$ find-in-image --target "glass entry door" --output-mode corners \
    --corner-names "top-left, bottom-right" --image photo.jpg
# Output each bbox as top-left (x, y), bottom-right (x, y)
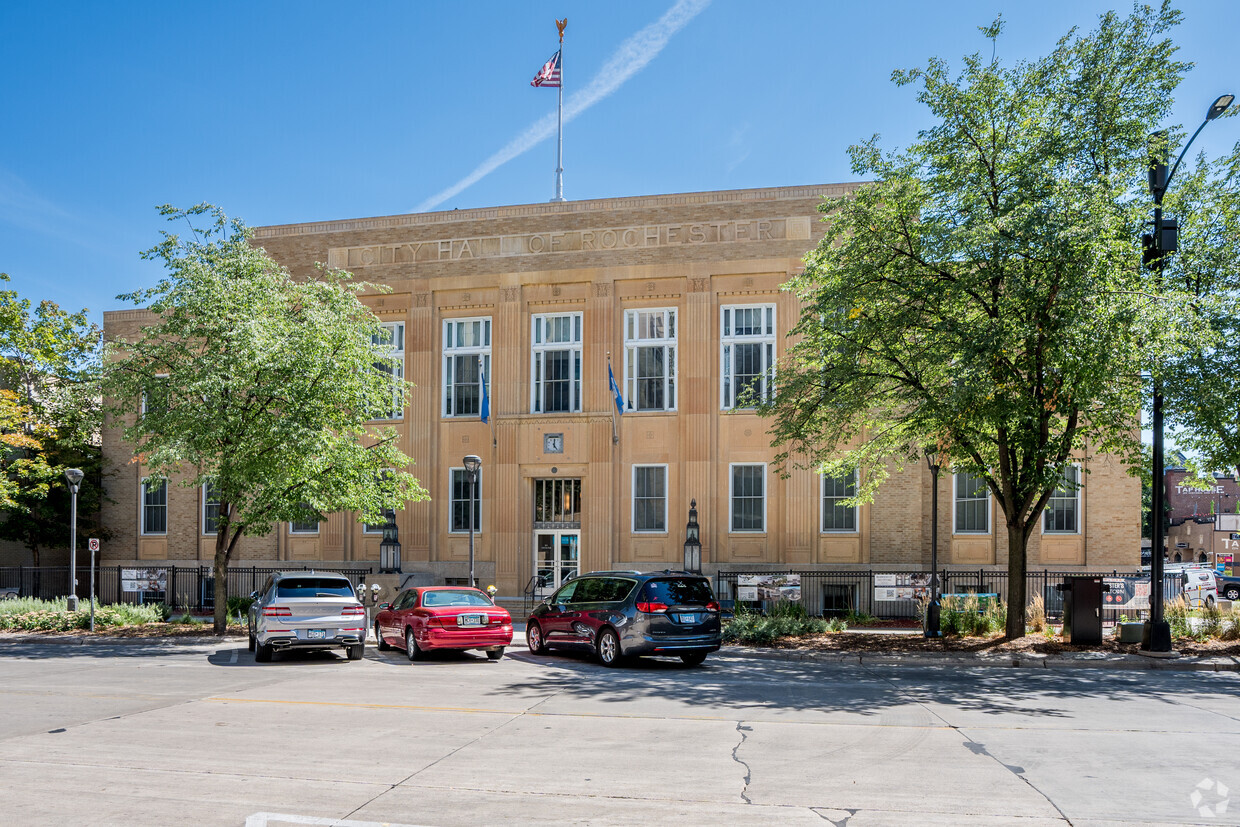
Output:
top-left (534, 531), bottom-right (579, 596)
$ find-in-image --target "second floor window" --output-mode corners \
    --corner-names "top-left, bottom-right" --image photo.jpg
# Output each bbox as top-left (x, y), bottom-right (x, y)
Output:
top-left (142, 479), bottom-right (167, 535)
top-left (721, 304), bottom-right (775, 409)
top-left (822, 471), bottom-right (858, 532)
top-left (202, 481), bottom-right (221, 535)
top-left (372, 322), bottom-right (405, 420)
top-left (1043, 465), bottom-right (1081, 533)
top-left (624, 309), bottom-right (676, 411)
top-left (954, 471), bottom-right (990, 534)
top-left (531, 312), bottom-right (582, 413)
top-left (443, 317), bottom-right (491, 417)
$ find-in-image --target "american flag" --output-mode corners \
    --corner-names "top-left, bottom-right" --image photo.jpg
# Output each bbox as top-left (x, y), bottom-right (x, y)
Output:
top-left (530, 50), bottom-right (561, 87)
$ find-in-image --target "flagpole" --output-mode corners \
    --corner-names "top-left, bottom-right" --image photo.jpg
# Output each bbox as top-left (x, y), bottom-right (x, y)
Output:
top-left (553, 18), bottom-right (566, 202)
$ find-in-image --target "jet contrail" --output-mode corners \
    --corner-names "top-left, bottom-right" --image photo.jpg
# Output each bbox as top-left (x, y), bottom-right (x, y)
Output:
top-left (414, 0), bottom-right (711, 213)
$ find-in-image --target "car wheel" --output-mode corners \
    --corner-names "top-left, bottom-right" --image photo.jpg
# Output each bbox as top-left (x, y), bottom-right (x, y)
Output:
top-left (487, 647), bottom-right (505, 661)
top-left (1207, 594), bottom-right (1216, 608)
top-left (680, 651), bottom-right (708, 666)
top-left (526, 621), bottom-right (547, 655)
top-left (1226, 586), bottom-right (1240, 601)
top-left (596, 627), bottom-right (623, 667)
top-left (374, 621), bottom-right (390, 651)
top-left (347, 643), bottom-right (364, 661)
top-left (405, 627), bottom-right (422, 661)
top-left (254, 641), bottom-right (273, 663)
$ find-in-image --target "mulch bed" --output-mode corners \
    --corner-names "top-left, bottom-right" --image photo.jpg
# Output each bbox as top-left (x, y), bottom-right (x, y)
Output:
top-left (763, 630), bottom-right (1240, 657)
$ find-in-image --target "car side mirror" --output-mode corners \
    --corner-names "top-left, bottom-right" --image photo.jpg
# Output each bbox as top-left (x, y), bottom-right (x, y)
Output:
top-left (249, 591), bottom-right (258, 600)
top-left (378, 603), bottom-right (390, 611)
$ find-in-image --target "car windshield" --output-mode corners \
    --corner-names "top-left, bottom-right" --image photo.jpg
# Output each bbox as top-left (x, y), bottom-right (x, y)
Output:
top-left (276, 578), bottom-right (356, 599)
top-left (422, 589), bottom-right (492, 607)
top-left (641, 578), bottom-right (714, 605)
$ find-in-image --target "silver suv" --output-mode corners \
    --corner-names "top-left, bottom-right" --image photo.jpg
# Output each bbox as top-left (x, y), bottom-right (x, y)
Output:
top-left (247, 572), bottom-right (367, 662)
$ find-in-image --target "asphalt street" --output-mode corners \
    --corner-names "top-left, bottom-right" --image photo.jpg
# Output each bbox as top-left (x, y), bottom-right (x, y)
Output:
top-left (0, 637), bottom-right (1237, 826)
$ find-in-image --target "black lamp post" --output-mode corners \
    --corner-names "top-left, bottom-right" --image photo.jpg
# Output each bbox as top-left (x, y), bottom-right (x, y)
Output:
top-left (64, 468), bottom-right (84, 612)
top-left (924, 448), bottom-right (942, 638)
top-left (1143, 93), bottom-right (1233, 654)
top-left (464, 454), bottom-right (482, 588)
top-left (683, 499), bottom-right (702, 573)
top-left (378, 508), bottom-right (401, 573)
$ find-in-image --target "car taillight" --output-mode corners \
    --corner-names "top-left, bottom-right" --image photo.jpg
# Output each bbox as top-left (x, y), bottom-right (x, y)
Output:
top-left (341, 606), bottom-right (365, 617)
top-left (636, 602), bottom-right (668, 613)
top-left (706, 601), bottom-right (720, 612)
top-left (262, 606), bottom-right (291, 617)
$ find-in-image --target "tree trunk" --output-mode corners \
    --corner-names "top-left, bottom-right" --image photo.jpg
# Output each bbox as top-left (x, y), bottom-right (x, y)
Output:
top-left (1006, 521), bottom-right (1029, 640)
top-left (212, 538), bottom-right (229, 636)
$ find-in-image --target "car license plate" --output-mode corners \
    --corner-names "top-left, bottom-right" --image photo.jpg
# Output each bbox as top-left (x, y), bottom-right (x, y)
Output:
top-left (678, 613), bottom-right (697, 623)
top-left (458, 614), bottom-right (485, 627)
top-left (307, 629), bottom-right (325, 639)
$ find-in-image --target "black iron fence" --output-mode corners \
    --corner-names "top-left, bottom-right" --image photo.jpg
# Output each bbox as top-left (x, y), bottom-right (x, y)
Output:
top-left (714, 569), bottom-right (1184, 624)
top-left (0, 565), bottom-right (374, 611)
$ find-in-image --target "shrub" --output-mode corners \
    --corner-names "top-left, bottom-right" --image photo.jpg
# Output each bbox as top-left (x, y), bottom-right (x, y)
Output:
top-left (0, 599), bottom-right (164, 631)
top-left (844, 609), bottom-right (878, 627)
top-left (227, 595), bottom-right (254, 617)
top-left (722, 605), bottom-right (839, 645)
top-left (938, 594), bottom-right (1006, 637)
top-left (1165, 597), bottom-right (1191, 639)
top-left (1026, 593), bottom-right (1046, 633)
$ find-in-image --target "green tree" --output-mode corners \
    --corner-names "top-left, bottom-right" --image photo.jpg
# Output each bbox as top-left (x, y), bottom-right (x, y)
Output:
top-left (762, 6), bottom-right (1190, 639)
top-left (0, 276), bottom-right (105, 566)
top-left (1159, 145), bottom-right (1240, 478)
top-left (105, 204), bottom-right (428, 634)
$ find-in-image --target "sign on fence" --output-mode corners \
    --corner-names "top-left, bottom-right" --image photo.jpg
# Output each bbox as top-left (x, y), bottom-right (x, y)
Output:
top-left (122, 569), bottom-right (167, 592)
top-left (737, 574), bottom-right (801, 602)
top-left (1102, 577), bottom-right (1150, 610)
top-left (874, 572), bottom-right (931, 601)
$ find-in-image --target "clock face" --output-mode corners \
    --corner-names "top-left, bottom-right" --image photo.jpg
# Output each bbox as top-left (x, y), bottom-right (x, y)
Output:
top-left (544, 433), bottom-right (563, 453)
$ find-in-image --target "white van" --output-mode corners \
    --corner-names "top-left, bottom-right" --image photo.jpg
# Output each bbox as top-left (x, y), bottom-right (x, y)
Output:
top-left (1181, 567), bottom-right (1218, 608)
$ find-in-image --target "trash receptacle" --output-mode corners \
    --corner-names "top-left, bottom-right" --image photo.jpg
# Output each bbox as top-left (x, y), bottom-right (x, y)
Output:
top-left (1057, 576), bottom-right (1109, 645)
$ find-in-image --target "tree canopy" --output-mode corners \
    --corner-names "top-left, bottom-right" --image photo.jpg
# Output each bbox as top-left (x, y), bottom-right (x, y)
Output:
top-left (762, 4), bottom-right (1191, 638)
top-left (0, 275), bottom-right (104, 565)
top-left (105, 204), bottom-right (427, 633)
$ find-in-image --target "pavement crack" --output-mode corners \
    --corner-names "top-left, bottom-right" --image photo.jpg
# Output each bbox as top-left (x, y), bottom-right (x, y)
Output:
top-left (956, 731), bottom-right (1074, 825)
top-left (813, 807), bottom-right (859, 826)
top-left (732, 721), bottom-right (753, 805)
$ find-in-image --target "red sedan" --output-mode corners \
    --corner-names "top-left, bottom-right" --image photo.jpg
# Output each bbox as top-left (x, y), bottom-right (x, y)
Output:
top-left (373, 586), bottom-right (513, 661)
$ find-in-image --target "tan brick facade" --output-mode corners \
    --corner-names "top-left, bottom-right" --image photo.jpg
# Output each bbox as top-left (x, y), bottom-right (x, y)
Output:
top-left (100, 185), bottom-right (1141, 592)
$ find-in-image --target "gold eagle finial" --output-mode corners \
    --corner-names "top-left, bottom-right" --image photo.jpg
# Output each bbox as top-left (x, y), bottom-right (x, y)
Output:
top-left (556, 18), bottom-right (567, 42)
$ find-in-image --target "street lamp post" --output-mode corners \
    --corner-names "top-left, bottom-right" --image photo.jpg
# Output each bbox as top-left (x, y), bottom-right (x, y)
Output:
top-left (1143, 94), bottom-right (1233, 654)
top-left (683, 499), bottom-right (702, 573)
top-left (463, 455), bottom-right (482, 588)
top-left (924, 449), bottom-right (942, 638)
top-left (64, 468), bottom-right (84, 612)
top-left (378, 508), bottom-right (401, 574)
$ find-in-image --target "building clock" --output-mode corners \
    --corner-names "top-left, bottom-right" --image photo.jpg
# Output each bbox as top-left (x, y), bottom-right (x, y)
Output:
top-left (544, 433), bottom-right (564, 454)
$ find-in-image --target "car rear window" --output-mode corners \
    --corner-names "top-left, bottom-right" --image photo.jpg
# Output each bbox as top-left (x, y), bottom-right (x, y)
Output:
top-left (422, 589), bottom-right (493, 607)
top-left (640, 578), bottom-right (714, 605)
top-left (572, 577), bottom-right (635, 603)
top-left (276, 578), bottom-right (356, 598)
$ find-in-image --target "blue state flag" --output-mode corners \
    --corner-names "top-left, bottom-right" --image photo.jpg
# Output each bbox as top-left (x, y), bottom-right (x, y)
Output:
top-left (480, 367), bottom-right (490, 424)
top-left (608, 363), bottom-right (625, 415)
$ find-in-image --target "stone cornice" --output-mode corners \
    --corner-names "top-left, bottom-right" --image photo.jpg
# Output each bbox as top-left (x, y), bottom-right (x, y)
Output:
top-left (251, 183), bottom-right (865, 240)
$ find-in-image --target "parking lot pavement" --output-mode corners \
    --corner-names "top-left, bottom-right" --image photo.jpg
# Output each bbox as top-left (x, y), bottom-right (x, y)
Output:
top-left (0, 638), bottom-right (1238, 826)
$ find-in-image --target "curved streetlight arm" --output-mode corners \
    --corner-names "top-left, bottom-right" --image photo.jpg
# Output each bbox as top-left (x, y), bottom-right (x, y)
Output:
top-left (1159, 118), bottom-right (1210, 205)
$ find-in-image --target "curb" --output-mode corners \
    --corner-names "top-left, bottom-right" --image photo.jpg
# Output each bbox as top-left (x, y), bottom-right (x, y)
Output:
top-left (718, 646), bottom-right (1240, 672)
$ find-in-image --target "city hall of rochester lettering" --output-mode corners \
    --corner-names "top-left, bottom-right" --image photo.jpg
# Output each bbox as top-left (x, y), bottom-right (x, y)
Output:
top-left (101, 185), bottom-right (1140, 597)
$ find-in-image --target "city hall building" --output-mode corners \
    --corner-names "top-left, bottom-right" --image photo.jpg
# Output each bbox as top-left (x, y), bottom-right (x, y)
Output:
top-left (100, 185), bottom-right (1140, 597)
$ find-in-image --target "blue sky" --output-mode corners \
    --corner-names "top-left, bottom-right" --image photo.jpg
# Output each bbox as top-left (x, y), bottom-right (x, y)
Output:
top-left (1, 1), bottom-right (1238, 324)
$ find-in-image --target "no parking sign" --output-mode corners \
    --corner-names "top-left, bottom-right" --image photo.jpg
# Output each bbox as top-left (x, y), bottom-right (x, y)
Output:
top-left (88, 538), bottom-right (99, 552)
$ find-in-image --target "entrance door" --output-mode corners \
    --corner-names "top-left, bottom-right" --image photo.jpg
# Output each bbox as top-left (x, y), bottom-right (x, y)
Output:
top-left (534, 530), bottom-right (580, 596)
